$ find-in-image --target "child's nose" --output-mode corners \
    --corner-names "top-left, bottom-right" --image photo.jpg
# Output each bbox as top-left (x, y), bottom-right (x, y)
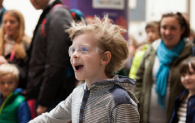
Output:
top-left (185, 75), bottom-right (189, 80)
top-left (4, 83), bottom-right (9, 88)
top-left (72, 51), bottom-right (80, 58)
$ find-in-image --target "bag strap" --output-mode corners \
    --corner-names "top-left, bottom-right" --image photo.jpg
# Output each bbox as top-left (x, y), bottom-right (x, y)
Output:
top-left (41, 18), bottom-right (47, 37)
top-left (41, 4), bottom-right (65, 37)
top-left (9, 44), bottom-right (16, 62)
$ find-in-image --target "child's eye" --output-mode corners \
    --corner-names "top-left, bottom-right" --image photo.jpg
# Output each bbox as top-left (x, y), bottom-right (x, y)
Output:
top-left (8, 81), bottom-right (13, 85)
top-left (80, 46), bottom-right (89, 52)
top-left (71, 48), bottom-right (76, 53)
top-left (181, 74), bottom-right (186, 77)
top-left (0, 81), bottom-right (5, 85)
top-left (189, 72), bottom-right (195, 75)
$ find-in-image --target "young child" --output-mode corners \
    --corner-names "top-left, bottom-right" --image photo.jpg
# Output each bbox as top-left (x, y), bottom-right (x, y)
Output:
top-left (145, 21), bottom-right (160, 44)
top-left (0, 63), bottom-right (31, 122)
top-left (29, 15), bottom-right (140, 123)
top-left (170, 57), bottom-right (195, 123)
top-left (129, 21), bottom-right (160, 79)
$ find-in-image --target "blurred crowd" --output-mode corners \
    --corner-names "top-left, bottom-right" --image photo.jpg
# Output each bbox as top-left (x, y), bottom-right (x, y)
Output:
top-left (124, 10), bottom-right (195, 123)
top-left (0, 0), bottom-right (195, 123)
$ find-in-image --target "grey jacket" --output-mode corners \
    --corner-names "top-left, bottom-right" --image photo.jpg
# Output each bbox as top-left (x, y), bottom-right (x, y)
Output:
top-left (29, 75), bottom-right (140, 123)
top-left (135, 39), bottom-right (193, 123)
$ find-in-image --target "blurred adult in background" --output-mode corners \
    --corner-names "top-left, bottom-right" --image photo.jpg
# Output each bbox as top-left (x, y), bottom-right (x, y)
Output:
top-left (124, 35), bottom-right (137, 75)
top-left (129, 21), bottom-right (160, 79)
top-left (0, 0), bottom-right (5, 26)
top-left (26, 0), bottom-right (75, 116)
top-left (134, 12), bottom-right (193, 123)
top-left (0, 10), bottom-right (31, 89)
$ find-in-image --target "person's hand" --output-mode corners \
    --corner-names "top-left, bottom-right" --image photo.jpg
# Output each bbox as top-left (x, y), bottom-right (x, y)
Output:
top-left (0, 56), bottom-right (7, 64)
top-left (36, 105), bottom-right (48, 116)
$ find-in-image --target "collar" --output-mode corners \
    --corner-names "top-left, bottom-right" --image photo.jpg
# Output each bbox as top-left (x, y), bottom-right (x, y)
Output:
top-left (152, 39), bottom-right (161, 51)
top-left (177, 89), bottom-right (189, 101)
top-left (84, 75), bottom-right (119, 90)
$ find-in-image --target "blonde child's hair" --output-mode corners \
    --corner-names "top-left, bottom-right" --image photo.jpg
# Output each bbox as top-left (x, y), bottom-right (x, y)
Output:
top-left (66, 15), bottom-right (129, 77)
top-left (0, 63), bottom-right (19, 82)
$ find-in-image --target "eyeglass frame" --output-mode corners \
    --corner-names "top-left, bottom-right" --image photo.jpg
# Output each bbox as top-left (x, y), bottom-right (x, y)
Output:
top-left (68, 45), bottom-right (104, 57)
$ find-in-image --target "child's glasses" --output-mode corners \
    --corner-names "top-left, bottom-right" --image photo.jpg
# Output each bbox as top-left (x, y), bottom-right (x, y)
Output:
top-left (69, 45), bottom-right (104, 57)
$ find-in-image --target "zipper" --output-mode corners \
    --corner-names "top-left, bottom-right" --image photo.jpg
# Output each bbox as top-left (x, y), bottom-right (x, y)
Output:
top-left (0, 93), bottom-right (13, 115)
top-left (187, 98), bottom-right (191, 123)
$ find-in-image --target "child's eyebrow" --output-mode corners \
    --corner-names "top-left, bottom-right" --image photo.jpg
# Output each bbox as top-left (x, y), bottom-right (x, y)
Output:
top-left (72, 44), bottom-right (92, 47)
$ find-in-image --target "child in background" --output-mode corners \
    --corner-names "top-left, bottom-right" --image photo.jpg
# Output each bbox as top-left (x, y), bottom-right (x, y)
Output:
top-left (145, 21), bottom-right (160, 44)
top-left (0, 63), bottom-right (31, 123)
top-left (29, 15), bottom-right (140, 123)
top-left (170, 57), bottom-right (195, 123)
top-left (129, 21), bottom-right (160, 79)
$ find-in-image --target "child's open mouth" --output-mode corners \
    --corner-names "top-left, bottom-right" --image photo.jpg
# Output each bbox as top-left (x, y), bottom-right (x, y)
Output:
top-left (75, 65), bottom-right (83, 71)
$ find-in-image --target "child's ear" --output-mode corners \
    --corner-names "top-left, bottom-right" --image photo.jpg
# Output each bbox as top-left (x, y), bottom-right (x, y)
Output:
top-left (101, 51), bottom-right (111, 65)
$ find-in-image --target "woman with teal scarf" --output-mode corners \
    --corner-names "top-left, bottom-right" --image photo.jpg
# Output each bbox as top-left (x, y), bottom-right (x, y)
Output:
top-left (134, 12), bottom-right (193, 123)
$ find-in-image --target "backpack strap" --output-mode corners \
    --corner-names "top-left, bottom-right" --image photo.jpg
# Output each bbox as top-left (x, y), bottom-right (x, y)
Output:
top-left (71, 12), bottom-right (76, 20)
top-left (41, 4), bottom-right (66, 37)
top-left (41, 18), bottom-right (47, 37)
top-left (70, 9), bottom-right (85, 21)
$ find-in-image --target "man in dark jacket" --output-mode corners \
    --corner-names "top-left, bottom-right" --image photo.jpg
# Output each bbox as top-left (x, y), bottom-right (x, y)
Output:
top-left (26, 0), bottom-right (75, 115)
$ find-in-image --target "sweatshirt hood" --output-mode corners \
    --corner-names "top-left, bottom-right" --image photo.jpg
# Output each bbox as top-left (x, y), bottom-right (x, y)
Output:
top-left (87, 75), bottom-right (139, 104)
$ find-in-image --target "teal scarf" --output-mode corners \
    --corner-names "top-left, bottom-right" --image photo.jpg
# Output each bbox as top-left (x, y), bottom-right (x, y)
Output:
top-left (156, 39), bottom-right (185, 109)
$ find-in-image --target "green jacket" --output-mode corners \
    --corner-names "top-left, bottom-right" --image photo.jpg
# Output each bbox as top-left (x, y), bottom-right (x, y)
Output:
top-left (0, 92), bottom-right (25, 123)
top-left (134, 39), bottom-right (193, 123)
top-left (129, 44), bottom-right (149, 79)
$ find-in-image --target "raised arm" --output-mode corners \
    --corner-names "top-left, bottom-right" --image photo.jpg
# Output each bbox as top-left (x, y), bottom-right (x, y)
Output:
top-left (29, 93), bottom-right (72, 123)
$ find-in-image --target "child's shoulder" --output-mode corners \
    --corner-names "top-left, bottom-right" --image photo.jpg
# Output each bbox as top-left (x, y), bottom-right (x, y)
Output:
top-left (73, 83), bottom-right (85, 93)
top-left (12, 91), bottom-right (25, 103)
top-left (108, 76), bottom-right (138, 106)
top-left (109, 84), bottom-right (134, 105)
top-left (6, 88), bottom-right (26, 105)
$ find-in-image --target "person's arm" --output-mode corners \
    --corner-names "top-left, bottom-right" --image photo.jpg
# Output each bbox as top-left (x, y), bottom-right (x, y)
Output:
top-left (17, 101), bottom-right (31, 123)
top-left (134, 48), bottom-right (148, 102)
top-left (112, 104), bottom-right (140, 123)
top-left (37, 7), bottom-right (73, 109)
top-left (29, 94), bottom-right (72, 123)
top-left (129, 53), bottom-right (140, 79)
top-left (129, 50), bottom-right (146, 79)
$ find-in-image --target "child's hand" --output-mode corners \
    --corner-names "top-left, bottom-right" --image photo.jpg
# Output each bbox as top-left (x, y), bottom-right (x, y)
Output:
top-left (36, 105), bottom-right (48, 116)
top-left (0, 56), bottom-right (7, 64)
